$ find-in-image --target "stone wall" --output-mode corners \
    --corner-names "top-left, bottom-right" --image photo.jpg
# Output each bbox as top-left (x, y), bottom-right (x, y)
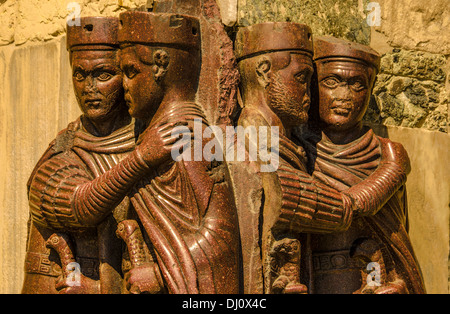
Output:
top-left (0, 0), bottom-right (448, 293)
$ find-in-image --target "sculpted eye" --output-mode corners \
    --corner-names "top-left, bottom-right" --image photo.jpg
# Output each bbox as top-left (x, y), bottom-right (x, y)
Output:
top-left (123, 66), bottom-right (139, 79)
top-left (97, 72), bottom-right (114, 81)
top-left (321, 77), bottom-right (340, 88)
top-left (295, 73), bottom-right (307, 84)
top-left (73, 71), bottom-right (85, 81)
top-left (351, 80), bottom-right (366, 92)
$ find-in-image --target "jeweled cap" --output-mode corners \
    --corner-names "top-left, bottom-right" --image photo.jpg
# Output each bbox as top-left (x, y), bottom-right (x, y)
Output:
top-left (235, 22), bottom-right (313, 61)
top-left (67, 16), bottom-right (120, 51)
top-left (313, 36), bottom-right (381, 72)
top-left (118, 11), bottom-right (201, 51)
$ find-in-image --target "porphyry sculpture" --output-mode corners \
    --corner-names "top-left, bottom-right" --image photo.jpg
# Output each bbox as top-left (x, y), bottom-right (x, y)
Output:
top-left (302, 36), bottom-right (426, 294)
top-left (234, 23), bottom-right (425, 294)
top-left (23, 11), bottom-right (241, 294)
top-left (235, 22), bottom-right (354, 294)
top-left (22, 2), bottom-right (425, 295)
top-left (115, 11), bottom-right (241, 294)
top-left (23, 16), bottom-right (135, 294)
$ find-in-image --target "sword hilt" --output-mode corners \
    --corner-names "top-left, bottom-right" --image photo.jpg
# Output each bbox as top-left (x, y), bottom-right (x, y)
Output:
top-left (46, 233), bottom-right (76, 278)
top-left (116, 220), bottom-right (149, 268)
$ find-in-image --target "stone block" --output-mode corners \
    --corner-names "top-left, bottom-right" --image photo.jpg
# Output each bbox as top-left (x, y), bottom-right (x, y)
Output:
top-left (217, 0), bottom-right (237, 26)
top-left (238, 0), bottom-right (371, 45)
top-left (381, 49), bottom-right (447, 82)
top-left (375, 0), bottom-right (450, 55)
top-left (364, 49), bottom-right (449, 133)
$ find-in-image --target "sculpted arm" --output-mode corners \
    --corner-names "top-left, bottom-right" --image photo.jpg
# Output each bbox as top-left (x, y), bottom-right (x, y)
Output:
top-left (343, 139), bottom-right (410, 216)
top-left (273, 164), bottom-right (354, 235)
top-left (29, 149), bottom-right (150, 230)
top-left (273, 140), bottom-right (410, 234)
top-left (28, 120), bottom-right (182, 230)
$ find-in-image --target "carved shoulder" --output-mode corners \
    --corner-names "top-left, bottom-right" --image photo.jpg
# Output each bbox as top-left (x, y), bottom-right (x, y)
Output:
top-left (28, 152), bottom-right (92, 231)
top-left (27, 118), bottom-right (82, 193)
top-left (377, 137), bottom-right (411, 175)
top-left (238, 107), bottom-right (271, 129)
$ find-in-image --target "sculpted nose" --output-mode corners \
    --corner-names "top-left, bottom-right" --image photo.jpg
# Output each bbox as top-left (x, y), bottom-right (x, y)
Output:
top-left (333, 83), bottom-right (352, 101)
top-left (83, 75), bottom-right (97, 95)
top-left (303, 91), bottom-right (311, 103)
top-left (122, 77), bottom-right (129, 93)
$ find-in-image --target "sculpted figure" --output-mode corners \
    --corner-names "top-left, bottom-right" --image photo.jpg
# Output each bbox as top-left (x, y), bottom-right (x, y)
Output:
top-left (235, 23), bottom-right (355, 294)
top-left (23, 9), bottom-right (240, 295)
top-left (23, 17), bottom-right (136, 294)
top-left (234, 23), bottom-right (422, 295)
top-left (116, 11), bottom-right (240, 294)
top-left (303, 36), bottom-right (426, 294)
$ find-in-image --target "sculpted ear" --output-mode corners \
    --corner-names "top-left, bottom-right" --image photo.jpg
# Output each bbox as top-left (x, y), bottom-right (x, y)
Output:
top-left (256, 56), bottom-right (272, 88)
top-left (152, 49), bottom-right (170, 83)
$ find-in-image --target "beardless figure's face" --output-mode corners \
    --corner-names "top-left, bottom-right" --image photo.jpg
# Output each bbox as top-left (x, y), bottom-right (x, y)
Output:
top-left (266, 53), bottom-right (313, 129)
top-left (316, 60), bottom-right (375, 132)
top-left (71, 50), bottom-right (124, 123)
top-left (120, 45), bottom-right (164, 122)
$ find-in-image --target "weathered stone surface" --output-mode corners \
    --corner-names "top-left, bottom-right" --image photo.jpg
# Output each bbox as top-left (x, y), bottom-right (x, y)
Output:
top-left (0, 38), bottom-right (80, 294)
top-left (370, 124), bottom-right (450, 294)
top-left (364, 49), bottom-right (449, 133)
top-left (374, 0), bottom-right (450, 55)
top-left (381, 49), bottom-right (447, 82)
top-left (3, 0), bottom-right (148, 46)
top-left (238, 0), bottom-right (371, 45)
top-left (0, 0), bottom-right (16, 45)
top-left (228, 160), bottom-right (264, 294)
top-left (217, 0), bottom-right (237, 26)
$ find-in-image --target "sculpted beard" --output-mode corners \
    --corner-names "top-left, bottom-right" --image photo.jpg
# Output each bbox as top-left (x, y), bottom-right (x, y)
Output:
top-left (266, 72), bottom-right (308, 128)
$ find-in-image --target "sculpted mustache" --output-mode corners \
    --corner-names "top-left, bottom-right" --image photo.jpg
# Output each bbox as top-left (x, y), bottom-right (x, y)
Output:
top-left (82, 92), bottom-right (103, 100)
top-left (331, 99), bottom-right (353, 109)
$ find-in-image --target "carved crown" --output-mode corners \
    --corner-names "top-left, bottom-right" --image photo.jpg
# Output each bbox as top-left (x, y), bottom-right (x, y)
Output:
top-left (118, 12), bottom-right (201, 51)
top-left (67, 16), bottom-right (120, 51)
top-left (313, 36), bottom-right (381, 72)
top-left (235, 22), bottom-right (313, 62)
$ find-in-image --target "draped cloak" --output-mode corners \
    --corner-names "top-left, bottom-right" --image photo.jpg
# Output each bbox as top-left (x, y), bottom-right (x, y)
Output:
top-left (309, 128), bottom-right (426, 294)
top-left (127, 102), bottom-right (241, 294)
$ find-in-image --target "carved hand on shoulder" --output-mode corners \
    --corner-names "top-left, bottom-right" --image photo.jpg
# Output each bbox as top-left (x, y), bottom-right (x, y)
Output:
top-left (137, 121), bottom-right (192, 168)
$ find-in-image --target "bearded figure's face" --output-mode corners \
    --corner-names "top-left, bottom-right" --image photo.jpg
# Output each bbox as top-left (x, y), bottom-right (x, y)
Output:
top-left (265, 53), bottom-right (314, 129)
top-left (316, 60), bottom-right (375, 132)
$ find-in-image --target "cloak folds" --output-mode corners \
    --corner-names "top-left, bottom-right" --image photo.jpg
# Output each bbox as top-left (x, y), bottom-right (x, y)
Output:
top-left (312, 129), bottom-right (426, 294)
top-left (129, 102), bottom-right (240, 294)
